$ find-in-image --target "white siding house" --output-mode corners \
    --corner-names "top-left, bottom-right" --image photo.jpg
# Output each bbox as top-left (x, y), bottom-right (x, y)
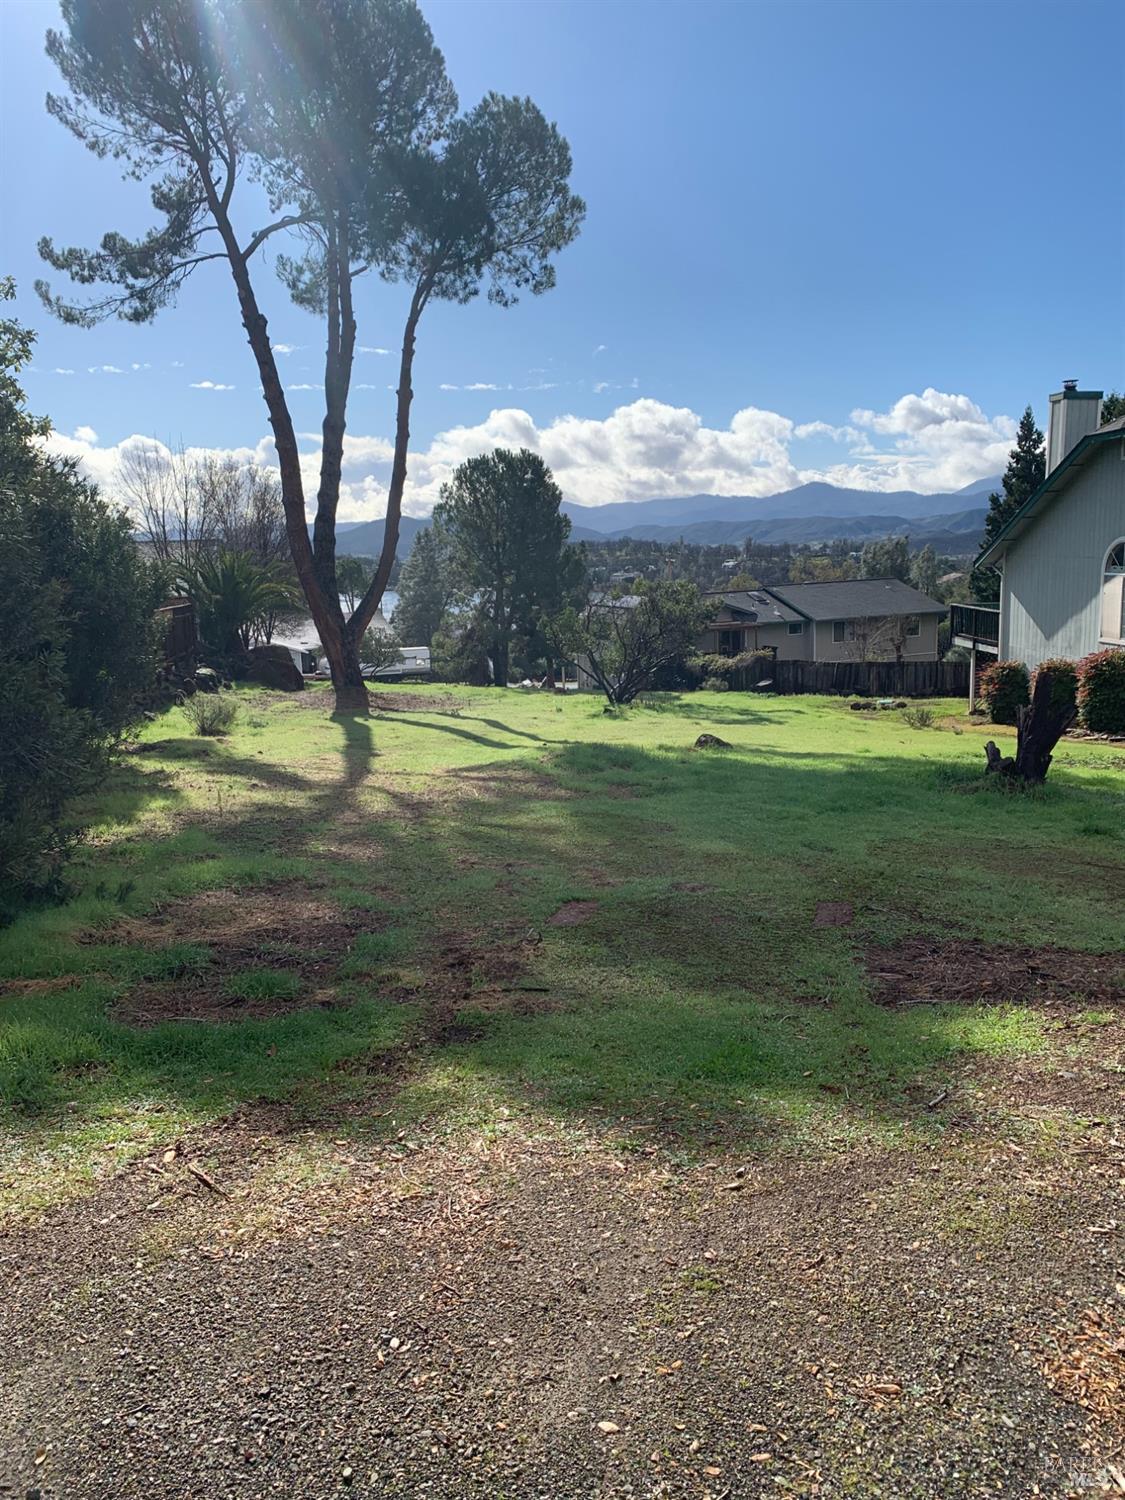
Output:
top-left (978, 389), bottom-right (1125, 674)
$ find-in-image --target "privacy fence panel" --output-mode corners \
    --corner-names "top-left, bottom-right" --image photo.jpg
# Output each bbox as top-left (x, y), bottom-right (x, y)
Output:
top-left (728, 657), bottom-right (969, 698)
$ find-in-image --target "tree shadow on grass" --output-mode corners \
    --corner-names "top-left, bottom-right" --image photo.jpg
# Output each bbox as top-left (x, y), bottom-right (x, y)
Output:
top-left (2, 728), bottom-right (1119, 1161)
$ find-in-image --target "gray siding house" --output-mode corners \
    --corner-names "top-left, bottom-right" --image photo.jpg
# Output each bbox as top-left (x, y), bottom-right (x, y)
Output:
top-left (977, 386), bottom-right (1125, 673)
top-left (700, 579), bottom-right (946, 663)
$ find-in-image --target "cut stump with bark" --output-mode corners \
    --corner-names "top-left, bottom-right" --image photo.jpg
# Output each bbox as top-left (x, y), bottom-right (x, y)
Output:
top-left (983, 665), bottom-right (1077, 784)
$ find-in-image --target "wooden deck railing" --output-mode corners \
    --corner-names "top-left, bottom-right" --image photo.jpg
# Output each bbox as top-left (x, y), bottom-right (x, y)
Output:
top-left (950, 603), bottom-right (1000, 648)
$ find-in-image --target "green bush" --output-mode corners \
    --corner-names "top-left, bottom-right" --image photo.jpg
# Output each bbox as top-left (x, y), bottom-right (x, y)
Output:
top-left (701, 675), bottom-right (730, 692)
top-left (901, 705), bottom-right (935, 729)
top-left (1032, 657), bottom-right (1079, 716)
top-left (979, 659), bottom-right (1029, 725)
top-left (1077, 649), bottom-right (1125, 734)
top-left (0, 503), bottom-right (107, 906)
top-left (0, 280), bottom-right (160, 903)
top-left (183, 693), bottom-right (238, 736)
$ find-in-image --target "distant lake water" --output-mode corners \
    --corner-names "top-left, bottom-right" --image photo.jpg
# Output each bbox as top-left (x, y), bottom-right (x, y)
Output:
top-left (272, 590), bottom-right (400, 656)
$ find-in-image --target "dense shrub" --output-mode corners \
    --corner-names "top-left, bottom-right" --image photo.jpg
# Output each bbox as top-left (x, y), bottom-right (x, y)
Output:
top-left (701, 676), bottom-right (730, 692)
top-left (902, 705), bottom-right (935, 729)
top-left (0, 280), bottom-right (163, 902)
top-left (979, 659), bottom-right (1029, 725)
top-left (0, 501), bottom-right (107, 906)
top-left (1077, 649), bottom-right (1125, 734)
top-left (1032, 657), bottom-right (1078, 717)
top-left (183, 693), bottom-right (238, 736)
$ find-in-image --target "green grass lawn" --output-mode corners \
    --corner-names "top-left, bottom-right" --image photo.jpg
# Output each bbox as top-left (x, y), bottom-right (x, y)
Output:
top-left (1, 684), bottom-right (1122, 1214)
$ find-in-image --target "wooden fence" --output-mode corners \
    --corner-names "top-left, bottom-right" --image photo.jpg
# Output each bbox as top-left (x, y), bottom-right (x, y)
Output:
top-left (156, 598), bottom-right (197, 675)
top-left (727, 657), bottom-right (969, 698)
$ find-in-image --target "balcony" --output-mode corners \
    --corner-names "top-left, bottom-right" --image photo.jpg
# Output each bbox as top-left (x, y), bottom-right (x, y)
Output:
top-left (950, 602), bottom-right (1000, 652)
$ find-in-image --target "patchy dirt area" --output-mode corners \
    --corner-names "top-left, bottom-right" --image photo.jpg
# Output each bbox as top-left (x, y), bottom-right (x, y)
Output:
top-left (814, 900), bottom-right (854, 928)
top-left (97, 884), bottom-right (388, 1025)
top-left (1, 1115), bottom-right (1123, 1499)
top-left (368, 690), bottom-right (465, 713)
top-left (865, 936), bottom-right (1125, 1010)
top-left (548, 900), bottom-right (599, 927)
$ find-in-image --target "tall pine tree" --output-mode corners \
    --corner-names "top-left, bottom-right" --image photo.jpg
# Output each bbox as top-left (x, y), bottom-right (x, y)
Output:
top-left (971, 406), bottom-right (1045, 603)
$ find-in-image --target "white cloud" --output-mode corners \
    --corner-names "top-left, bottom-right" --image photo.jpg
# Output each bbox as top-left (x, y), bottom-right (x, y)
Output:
top-left (358, 346), bottom-right (390, 355)
top-left (88, 365), bottom-right (124, 375)
top-left (46, 388), bottom-right (1014, 531)
top-left (190, 380), bottom-right (235, 391)
top-left (171, 360), bottom-right (184, 368)
top-left (593, 344), bottom-right (607, 355)
top-left (439, 383), bottom-right (459, 391)
top-left (54, 367), bottom-right (75, 375)
top-left (465, 382), bottom-right (501, 391)
top-left (593, 382), bottom-right (610, 395)
top-left (271, 342), bottom-right (300, 355)
top-left (287, 383), bottom-right (319, 391)
top-left (131, 362), bottom-right (151, 371)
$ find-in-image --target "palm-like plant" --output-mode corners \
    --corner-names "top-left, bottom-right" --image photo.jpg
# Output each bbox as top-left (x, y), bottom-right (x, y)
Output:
top-left (185, 550), bottom-right (301, 661)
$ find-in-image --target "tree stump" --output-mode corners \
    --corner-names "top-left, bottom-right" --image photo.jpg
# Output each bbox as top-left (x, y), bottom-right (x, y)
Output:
top-left (983, 664), bottom-right (1076, 783)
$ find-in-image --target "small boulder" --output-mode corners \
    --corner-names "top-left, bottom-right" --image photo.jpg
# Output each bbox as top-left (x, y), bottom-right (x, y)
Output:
top-left (194, 667), bottom-right (220, 693)
top-left (694, 733), bottom-right (731, 749)
top-left (247, 644), bottom-right (304, 692)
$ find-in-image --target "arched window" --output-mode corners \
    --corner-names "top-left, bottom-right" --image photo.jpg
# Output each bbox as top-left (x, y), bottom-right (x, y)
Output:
top-left (1102, 540), bottom-right (1125, 644)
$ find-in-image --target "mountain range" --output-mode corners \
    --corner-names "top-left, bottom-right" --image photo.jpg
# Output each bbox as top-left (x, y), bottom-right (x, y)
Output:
top-left (333, 475), bottom-right (1001, 558)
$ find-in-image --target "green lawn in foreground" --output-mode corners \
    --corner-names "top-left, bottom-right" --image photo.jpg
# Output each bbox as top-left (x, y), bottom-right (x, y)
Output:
top-left (1, 685), bottom-right (1122, 1209)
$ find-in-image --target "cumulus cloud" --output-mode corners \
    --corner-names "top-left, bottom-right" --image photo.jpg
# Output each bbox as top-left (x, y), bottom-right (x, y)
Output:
top-left (54, 367), bottom-right (75, 375)
top-left (271, 342), bottom-right (300, 355)
top-left (190, 379), bottom-right (235, 391)
top-left (287, 382), bottom-right (319, 391)
top-left (358, 346), bottom-right (390, 355)
top-left (439, 383), bottom-right (459, 391)
top-left (88, 365), bottom-right (124, 375)
top-left (46, 388), bottom-right (1014, 529)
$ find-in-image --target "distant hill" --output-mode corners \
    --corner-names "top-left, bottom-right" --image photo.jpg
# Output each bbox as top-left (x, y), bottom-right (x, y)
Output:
top-left (955, 474), bottom-right (1003, 497)
top-left (326, 476), bottom-right (996, 562)
top-left (561, 478), bottom-right (998, 534)
top-left (331, 515), bottom-right (427, 558)
top-left (578, 507), bottom-right (987, 550)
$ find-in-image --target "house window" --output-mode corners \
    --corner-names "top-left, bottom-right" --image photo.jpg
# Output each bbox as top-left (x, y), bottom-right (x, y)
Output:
top-left (718, 628), bottom-right (742, 656)
top-left (787, 621), bottom-right (803, 635)
top-left (832, 620), bottom-right (845, 643)
top-left (904, 615), bottom-right (921, 638)
top-left (1102, 540), bottom-right (1125, 642)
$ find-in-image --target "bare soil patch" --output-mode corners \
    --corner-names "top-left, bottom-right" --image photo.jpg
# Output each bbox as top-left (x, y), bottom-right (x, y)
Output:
top-left (368, 690), bottom-right (464, 713)
top-left (547, 900), bottom-right (599, 927)
top-left (814, 899), bottom-right (854, 928)
top-left (98, 884), bottom-right (385, 1025)
top-left (865, 936), bottom-right (1125, 1010)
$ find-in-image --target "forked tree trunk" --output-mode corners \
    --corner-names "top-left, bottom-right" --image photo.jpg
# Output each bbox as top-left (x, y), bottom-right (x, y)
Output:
top-left (984, 666), bottom-right (1077, 783)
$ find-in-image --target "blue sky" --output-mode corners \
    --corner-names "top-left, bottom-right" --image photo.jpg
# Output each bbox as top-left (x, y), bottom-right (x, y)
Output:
top-left (2, 0), bottom-right (1122, 516)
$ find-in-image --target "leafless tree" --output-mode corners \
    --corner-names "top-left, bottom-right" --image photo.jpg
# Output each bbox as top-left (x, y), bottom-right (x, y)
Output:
top-left (119, 442), bottom-right (216, 574)
top-left (844, 615), bottom-right (913, 663)
top-left (196, 456), bottom-right (288, 567)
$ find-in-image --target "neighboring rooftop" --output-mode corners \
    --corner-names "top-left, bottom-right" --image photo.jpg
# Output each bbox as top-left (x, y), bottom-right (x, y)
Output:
top-left (704, 589), bottom-right (806, 624)
top-left (764, 578), bottom-right (947, 620)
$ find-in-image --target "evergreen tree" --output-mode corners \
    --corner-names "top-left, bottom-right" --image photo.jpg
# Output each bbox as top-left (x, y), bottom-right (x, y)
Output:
top-left (971, 406), bottom-right (1045, 602)
top-left (433, 449), bottom-right (576, 686)
top-left (392, 527), bottom-right (452, 647)
top-left (1099, 392), bottom-right (1125, 424)
top-left (859, 534), bottom-right (911, 582)
top-left (910, 544), bottom-right (940, 597)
